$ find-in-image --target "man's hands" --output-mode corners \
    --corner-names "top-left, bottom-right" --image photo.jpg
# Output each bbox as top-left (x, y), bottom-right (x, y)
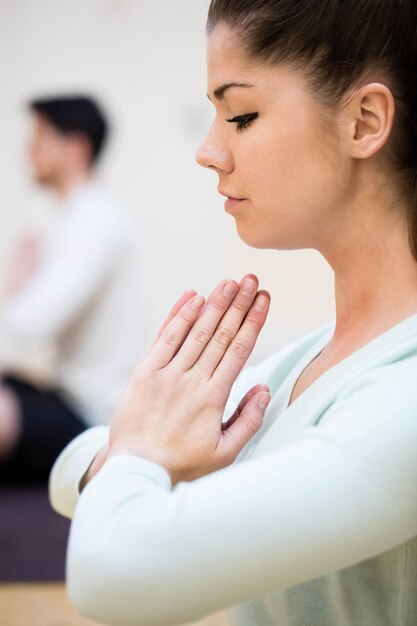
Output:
top-left (4, 235), bottom-right (40, 296)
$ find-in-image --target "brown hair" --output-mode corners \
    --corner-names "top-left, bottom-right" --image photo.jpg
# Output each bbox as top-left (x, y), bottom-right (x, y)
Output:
top-left (207, 0), bottom-right (417, 260)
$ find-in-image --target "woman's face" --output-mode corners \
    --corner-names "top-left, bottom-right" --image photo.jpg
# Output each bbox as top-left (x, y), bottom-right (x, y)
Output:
top-left (196, 25), bottom-right (352, 251)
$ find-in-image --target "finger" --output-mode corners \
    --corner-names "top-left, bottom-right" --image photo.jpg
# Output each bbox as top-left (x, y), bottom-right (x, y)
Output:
top-left (143, 293), bottom-right (206, 369)
top-left (173, 274), bottom-right (257, 372)
top-left (219, 390), bottom-right (271, 461)
top-left (144, 290), bottom-right (197, 357)
top-left (211, 290), bottom-right (271, 391)
top-left (194, 274), bottom-right (261, 375)
top-left (221, 384), bottom-right (270, 431)
top-left (157, 290), bottom-right (197, 338)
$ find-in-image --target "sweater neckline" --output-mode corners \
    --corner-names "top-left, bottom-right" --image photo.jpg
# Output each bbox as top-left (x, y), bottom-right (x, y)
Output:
top-left (282, 308), bottom-right (417, 413)
top-left (247, 309), bottom-right (417, 459)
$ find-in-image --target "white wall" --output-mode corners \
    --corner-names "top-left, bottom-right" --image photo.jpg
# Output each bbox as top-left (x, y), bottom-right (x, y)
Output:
top-left (0, 0), bottom-right (335, 365)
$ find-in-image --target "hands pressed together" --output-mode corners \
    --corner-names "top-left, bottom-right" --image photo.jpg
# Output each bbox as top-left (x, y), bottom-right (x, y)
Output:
top-left (85, 274), bottom-right (271, 487)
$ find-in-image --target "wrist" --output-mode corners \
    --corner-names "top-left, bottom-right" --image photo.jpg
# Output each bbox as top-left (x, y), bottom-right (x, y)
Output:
top-left (107, 443), bottom-right (174, 483)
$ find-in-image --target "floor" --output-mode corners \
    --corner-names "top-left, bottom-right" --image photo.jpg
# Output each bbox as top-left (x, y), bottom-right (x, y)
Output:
top-left (0, 584), bottom-right (229, 626)
top-left (0, 485), bottom-right (71, 582)
top-left (0, 486), bottom-right (229, 625)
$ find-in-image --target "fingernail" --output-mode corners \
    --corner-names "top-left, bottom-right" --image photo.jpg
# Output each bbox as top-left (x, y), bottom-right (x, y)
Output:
top-left (257, 392), bottom-right (271, 412)
top-left (242, 278), bottom-right (256, 295)
top-left (223, 280), bottom-right (238, 296)
top-left (191, 295), bottom-right (205, 309)
top-left (254, 294), bottom-right (268, 311)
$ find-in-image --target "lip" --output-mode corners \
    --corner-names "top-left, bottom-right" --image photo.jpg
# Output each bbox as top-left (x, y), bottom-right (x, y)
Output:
top-left (218, 189), bottom-right (247, 213)
top-left (224, 197), bottom-right (245, 212)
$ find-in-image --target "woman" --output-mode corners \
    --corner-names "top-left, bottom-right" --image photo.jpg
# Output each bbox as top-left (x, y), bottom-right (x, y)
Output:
top-left (49, 1), bottom-right (417, 625)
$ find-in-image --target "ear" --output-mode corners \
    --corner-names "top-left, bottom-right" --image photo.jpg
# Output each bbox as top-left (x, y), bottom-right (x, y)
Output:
top-left (348, 82), bottom-right (395, 159)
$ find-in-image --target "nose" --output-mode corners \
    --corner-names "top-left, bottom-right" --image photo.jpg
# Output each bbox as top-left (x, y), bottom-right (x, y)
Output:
top-left (196, 127), bottom-right (233, 174)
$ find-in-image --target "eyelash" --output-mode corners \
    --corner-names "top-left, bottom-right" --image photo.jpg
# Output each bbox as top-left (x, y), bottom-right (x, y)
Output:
top-left (226, 112), bottom-right (259, 132)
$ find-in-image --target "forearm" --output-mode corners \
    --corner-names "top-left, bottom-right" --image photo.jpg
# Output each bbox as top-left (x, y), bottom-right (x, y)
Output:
top-left (66, 420), bottom-right (417, 626)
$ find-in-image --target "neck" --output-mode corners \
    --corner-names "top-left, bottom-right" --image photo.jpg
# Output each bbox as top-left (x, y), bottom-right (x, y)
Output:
top-left (54, 169), bottom-right (93, 200)
top-left (320, 189), bottom-right (417, 349)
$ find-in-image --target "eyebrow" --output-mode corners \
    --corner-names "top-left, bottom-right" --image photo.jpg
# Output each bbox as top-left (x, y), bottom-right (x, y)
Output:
top-left (208, 82), bottom-right (253, 101)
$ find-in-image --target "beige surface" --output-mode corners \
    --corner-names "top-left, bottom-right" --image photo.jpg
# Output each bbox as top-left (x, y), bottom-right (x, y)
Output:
top-left (0, 584), bottom-right (229, 626)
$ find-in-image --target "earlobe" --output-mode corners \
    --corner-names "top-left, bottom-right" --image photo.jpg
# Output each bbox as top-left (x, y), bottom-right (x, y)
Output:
top-left (350, 83), bottom-right (395, 160)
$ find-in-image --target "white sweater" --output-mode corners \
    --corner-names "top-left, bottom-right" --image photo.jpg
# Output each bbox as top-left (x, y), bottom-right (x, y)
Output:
top-left (49, 312), bottom-right (417, 626)
top-left (1, 181), bottom-right (144, 425)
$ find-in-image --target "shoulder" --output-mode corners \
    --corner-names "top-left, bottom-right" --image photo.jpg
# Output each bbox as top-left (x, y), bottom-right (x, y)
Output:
top-left (317, 356), bottom-right (417, 444)
top-left (339, 356), bottom-right (417, 417)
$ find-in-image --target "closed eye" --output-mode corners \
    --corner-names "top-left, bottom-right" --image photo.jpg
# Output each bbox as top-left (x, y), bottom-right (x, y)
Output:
top-left (226, 112), bottom-right (259, 132)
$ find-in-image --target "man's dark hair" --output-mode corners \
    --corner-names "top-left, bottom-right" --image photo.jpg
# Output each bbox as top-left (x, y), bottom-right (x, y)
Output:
top-left (207, 0), bottom-right (417, 261)
top-left (29, 95), bottom-right (109, 163)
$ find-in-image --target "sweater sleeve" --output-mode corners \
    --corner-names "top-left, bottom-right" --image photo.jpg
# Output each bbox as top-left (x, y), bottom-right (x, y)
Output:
top-left (49, 426), bottom-right (109, 519)
top-left (66, 370), bottom-right (417, 626)
top-left (0, 205), bottom-right (126, 359)
top-left (47, 320), bottom-right (331, 520)
top-left (48, 362), bottom-right (258, 520)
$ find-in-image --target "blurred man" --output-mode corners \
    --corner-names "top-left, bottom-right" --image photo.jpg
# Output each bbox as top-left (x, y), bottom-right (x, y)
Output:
top-left (0, 95), bottom-right (143, 483)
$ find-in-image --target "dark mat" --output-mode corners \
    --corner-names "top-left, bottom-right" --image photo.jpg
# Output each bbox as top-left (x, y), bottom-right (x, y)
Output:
top-left (0, 484), bottom-right (70, 582)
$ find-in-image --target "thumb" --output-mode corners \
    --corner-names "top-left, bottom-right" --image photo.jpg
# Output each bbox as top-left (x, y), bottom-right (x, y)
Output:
top-left (220, 390), bottom-right (271, 462)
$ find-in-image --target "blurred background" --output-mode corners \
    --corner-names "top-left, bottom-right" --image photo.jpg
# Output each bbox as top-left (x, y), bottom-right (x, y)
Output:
top-left (0, 0), bottom-right (334, 359)
top-left (0, 1), bottom-right (334, 624)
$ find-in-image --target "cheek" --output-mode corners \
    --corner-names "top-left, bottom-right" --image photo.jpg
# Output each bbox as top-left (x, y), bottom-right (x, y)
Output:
top-left (234, 124), bottom-right (346, 249)
top-left (244, 121), bottom-right (343, 215)
top-left (38, 140), bottom-right (62, 169)
top-left (29, 144), bottom-right (47, 172)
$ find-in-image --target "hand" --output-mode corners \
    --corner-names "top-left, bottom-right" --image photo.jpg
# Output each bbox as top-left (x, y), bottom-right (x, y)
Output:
top-left (5, 235), bottom-right (40, 296)
top-left (108, 274), bottom-right (271, 486)
top-left (78, 290), bottom-right (201, 490)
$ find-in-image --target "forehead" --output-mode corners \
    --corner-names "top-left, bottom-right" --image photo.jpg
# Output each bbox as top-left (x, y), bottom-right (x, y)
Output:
top-left (32, 114), bottom-right (54, 134)
top-left (206, 25), bottom-right (309, 101)
top-left (207, 25), bottom-right (259, 86)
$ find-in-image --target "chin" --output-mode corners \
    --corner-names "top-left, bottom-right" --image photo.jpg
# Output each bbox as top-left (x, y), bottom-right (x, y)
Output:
top-left (235, 221), bottom-right (306, 251)
top-left (33, 172), bottom-right (53, 186)
top-left (235, 222), bottom-right (274, 249)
